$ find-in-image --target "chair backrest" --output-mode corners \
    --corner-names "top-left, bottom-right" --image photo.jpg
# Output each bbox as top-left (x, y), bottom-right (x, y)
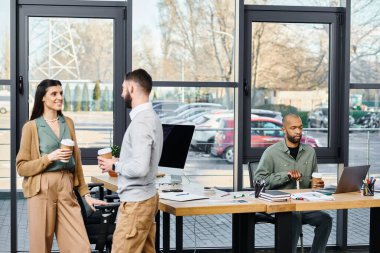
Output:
top-left (247, 162), bottom-right (258, 188)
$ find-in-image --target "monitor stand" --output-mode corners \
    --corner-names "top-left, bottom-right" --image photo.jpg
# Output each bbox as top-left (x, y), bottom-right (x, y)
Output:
top-left (170, 174), bottom-right (182, 184)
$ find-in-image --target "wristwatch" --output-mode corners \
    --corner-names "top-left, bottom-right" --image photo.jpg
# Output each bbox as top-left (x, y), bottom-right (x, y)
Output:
top-left (112, 162), bottom-right (118, 171)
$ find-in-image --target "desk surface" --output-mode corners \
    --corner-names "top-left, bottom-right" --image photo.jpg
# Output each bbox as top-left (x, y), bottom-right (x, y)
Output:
top-left (91, 175), bottom-right (267, 216)
top-left (265, 189), bottom-right (380, 213)
top-left (91, 176), bottom-right (380, 216)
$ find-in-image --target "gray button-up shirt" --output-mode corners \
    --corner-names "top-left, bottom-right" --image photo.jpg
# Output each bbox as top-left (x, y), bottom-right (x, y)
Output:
top-left (254, 140), bottom-right (318, 190)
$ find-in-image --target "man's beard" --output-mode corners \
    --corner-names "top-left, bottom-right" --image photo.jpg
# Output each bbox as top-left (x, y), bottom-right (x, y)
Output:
top-left (286, 133), bottom-right (302, 144)
top-left (124, 92), bottom-right (132, 109)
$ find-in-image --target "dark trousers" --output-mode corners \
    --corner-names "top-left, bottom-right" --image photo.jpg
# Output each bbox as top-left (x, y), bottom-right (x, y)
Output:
top-left (292, 211), bottom-right (332, 253)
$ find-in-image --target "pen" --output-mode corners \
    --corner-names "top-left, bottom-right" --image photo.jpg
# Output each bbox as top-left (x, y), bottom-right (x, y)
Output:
top-left (220, 193), bottom-right (230, 197)
top-left (234, 194), bottom-right (245, 199)
top-left (176, 193), bottom-right (189, 196)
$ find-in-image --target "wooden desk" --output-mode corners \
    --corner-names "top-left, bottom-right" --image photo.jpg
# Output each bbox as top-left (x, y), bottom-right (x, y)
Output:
top-left (91, 175), bottom-right (267, 253)
top-left (265, 189), bottom-right (380, 253)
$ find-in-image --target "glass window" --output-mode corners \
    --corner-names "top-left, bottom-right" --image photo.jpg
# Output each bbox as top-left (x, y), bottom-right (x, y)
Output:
top-left (244, 0), bottom-right (344, 7)
top-left (250, 22), bottom-right (329, 148)
top-left (28, 17), bottom-right (114, 148)
top-left (0, 85), bottom-right (10, 252)
top-left (0, 0), bottom-right (10, 80)
top-left (151, 87), bottom-right (234, 185)
top-left (351, 1), bottom-right (380, 83)
top-left (349, 89), bottom-right (380, 176)
top-left (133, 0), bottom-right (237, 82)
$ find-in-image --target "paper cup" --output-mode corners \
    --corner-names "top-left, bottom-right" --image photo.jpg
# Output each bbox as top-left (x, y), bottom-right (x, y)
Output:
top-left (98, 147), bottom-right (112, 159)
top-left (98, 148), bottom-right (117, 177)
top-left (311, 172), bottom-right (323, 188)
top-left (60, 139), bottom-right (74, 163)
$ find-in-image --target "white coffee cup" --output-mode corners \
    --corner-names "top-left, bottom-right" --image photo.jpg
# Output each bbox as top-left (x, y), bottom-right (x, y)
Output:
top-left (60, 139), bottom-right (75, 163)
top-left (98, 147), bottom-right (112, 159)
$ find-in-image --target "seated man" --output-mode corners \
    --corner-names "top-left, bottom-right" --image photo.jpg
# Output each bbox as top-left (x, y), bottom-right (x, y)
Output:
top-left (254, 113), bottom-right (332, 253)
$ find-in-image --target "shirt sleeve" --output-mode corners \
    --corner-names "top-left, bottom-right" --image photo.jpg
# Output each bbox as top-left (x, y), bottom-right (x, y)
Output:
top-left (16, 123), bottom-right (52, 177)
top-left (254, 149), bottom-right (290, 189)
top-left (115, 121), bottom-right (153, 178)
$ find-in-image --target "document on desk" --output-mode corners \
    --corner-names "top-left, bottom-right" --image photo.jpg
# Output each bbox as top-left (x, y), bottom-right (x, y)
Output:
top-left (159, 192), bottom-right (209, 202)
top-left (291, 192), bottom-right (335, 201)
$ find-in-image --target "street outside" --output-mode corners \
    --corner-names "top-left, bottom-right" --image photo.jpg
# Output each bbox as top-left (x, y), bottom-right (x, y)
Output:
top-left (1, 111), bottom-right (380, 189)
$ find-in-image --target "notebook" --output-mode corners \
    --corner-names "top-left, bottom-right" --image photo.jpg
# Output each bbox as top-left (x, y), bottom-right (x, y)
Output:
top-left (316, 165), bottom-right (370, 194)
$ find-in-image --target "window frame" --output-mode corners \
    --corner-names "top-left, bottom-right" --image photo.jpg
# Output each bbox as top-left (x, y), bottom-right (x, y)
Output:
top-left (242, 5), bottom-right (346, 164)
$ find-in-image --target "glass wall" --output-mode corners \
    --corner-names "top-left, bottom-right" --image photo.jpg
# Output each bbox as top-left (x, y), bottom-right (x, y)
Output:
top-left (250, 22), bottom-right (329, 147)
top-left (0, 0), bottom-right (10, 80)
top-left (351, 1), bottom-right (380, 83)
top-left (28, 17), bottom-right (114, 148)
top-left (0, 0), bottom-right (11, 251)
top-left (132, 0), bottom-right (236, 82)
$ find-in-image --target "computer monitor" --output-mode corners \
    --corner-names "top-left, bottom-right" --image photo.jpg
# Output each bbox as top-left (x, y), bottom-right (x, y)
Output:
top-left (158, 124), bottom-right (195, 183)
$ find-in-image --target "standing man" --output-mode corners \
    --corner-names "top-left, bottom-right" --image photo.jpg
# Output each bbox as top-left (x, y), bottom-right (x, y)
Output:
top-left (254, 113), bottom-right (332, 253)
top-left (98, 69), bottom-right (163, 253)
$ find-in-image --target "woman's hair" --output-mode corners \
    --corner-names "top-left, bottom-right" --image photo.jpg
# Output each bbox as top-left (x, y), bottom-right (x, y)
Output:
top-left (30, 79), bottom-right (64, 120)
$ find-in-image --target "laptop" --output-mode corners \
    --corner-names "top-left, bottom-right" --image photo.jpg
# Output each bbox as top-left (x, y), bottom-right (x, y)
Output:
top-left (317, 165), bottom-right (370, 194)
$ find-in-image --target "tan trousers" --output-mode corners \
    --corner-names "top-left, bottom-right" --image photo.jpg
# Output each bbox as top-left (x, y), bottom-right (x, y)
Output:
top-left (28, 170), bottom-right (90, 253)
top-left (111, 194), bottom-right (159, 253)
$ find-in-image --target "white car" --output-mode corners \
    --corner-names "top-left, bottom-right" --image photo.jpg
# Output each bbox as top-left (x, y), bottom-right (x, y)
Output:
top-left (191, 112), bottom-right (233, 153)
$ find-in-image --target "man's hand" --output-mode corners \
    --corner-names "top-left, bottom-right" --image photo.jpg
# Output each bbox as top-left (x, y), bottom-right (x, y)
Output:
top-left (312, 178), bottom-right (325, 189)
top-left (287, 170), bottom-right (302, 180)
top-left (97, 156), bottom-right (118, 173)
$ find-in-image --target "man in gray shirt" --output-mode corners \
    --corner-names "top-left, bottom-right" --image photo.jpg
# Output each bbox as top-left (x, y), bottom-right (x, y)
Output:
top-left (98, 69), bottom-right (163, 253)
top-left (255, 114), bottom-right (332, 253)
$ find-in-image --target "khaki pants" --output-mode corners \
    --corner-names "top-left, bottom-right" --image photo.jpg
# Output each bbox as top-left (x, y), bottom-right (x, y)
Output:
top-left (111, 194), bottom-right (159, 253)
top-left (28, 170), bottom-right (90, 253)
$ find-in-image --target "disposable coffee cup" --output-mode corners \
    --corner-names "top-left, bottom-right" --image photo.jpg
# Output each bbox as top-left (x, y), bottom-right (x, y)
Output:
top-left (98, 148), bottom-right (117, 177)
top-left (60, 139), bottom-right (75, 163)
top-left (98, 147), bottom-right (112, 159)
top-left (311, 172), bottom-right (323, 188)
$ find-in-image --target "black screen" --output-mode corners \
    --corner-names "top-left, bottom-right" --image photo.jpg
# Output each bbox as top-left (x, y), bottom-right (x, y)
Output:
top-left (159, 124), bottom-right (195, 169)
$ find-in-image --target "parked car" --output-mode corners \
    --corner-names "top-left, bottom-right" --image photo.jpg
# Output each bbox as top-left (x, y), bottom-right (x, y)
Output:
top-left (190, 111), bottom-right (233, 153)
top-left (152, 100), bottom-right (184, 117)
top-left (308, 107), bottom-right (355, 129)
top-left (160, 107), bottom-right (214, 124)
top-left (161, 102), bottom-right (225, 118)
top-left (308, 107), bottom-right (328, 128)
top-left (251, 109), bottom-right (282, 121)
top-left (211, 116), bottom-right (319, 163)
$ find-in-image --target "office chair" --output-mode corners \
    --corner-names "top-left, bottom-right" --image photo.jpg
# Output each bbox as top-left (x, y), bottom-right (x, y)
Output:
top-left (74, 184), bottom-right (119, 253)
top-left (247, 162), bottom-right (304, 252)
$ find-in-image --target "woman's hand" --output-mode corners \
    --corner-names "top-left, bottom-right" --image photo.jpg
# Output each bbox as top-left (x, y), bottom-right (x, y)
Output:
top-left (47, 149), bottom-right (72, 162)
top-left (84, 195), bottom-right (108, 211)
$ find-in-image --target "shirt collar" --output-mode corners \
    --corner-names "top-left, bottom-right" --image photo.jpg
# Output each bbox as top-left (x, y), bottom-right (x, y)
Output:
top-left (280, 139), bottom-right (304, 153)
top-left (129, 102), bottom-right (152, 120)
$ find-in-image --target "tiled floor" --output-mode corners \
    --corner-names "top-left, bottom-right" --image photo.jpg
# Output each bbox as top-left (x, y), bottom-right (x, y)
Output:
top-left (0, 198), bottom-right (373, 252)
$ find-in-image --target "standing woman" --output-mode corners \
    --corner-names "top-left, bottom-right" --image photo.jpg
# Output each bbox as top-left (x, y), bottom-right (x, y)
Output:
top-left (16, 79), bottom-right (105, 253)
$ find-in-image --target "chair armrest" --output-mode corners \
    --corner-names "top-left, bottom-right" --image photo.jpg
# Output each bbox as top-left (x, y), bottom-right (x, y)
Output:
top-left (104, 194), bottom-right (120, 201)
top-left (94, 203), bottom-right (120, 211)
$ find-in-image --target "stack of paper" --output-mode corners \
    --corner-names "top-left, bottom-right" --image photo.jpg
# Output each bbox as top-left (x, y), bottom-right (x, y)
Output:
top-left (159, 192), bottom-right (209, 202)
top-left (259, 190), bottom-right (291, 202)
top-left (291, 192), bottom-right (335, 201)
